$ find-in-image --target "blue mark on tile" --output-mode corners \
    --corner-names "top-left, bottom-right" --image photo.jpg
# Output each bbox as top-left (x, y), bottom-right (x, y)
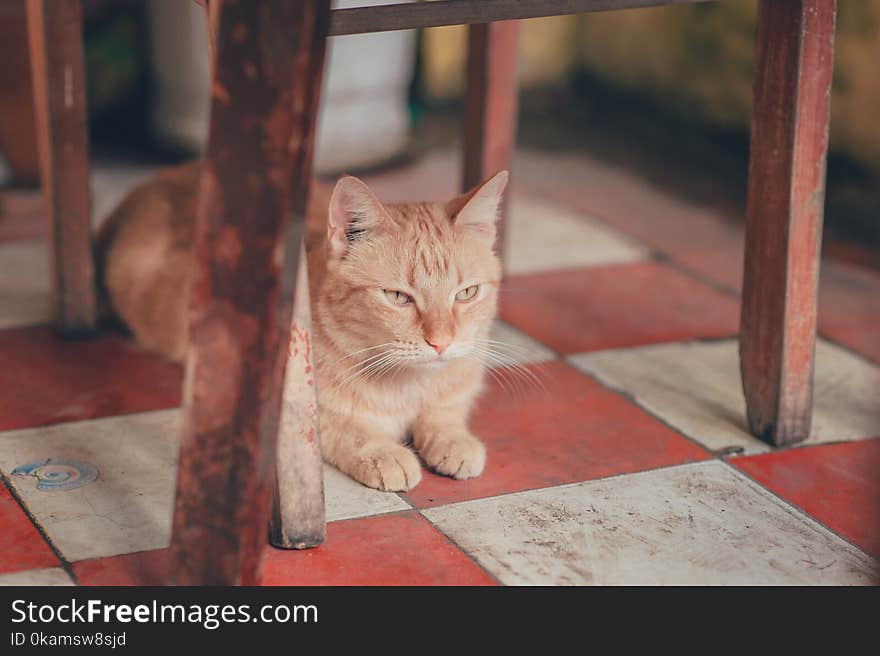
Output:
top-left (12, 459), bottom-right (98, 491)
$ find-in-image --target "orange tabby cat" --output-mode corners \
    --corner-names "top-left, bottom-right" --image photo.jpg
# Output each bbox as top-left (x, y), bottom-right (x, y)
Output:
top-left (97, 161), bottom-right (508, 491)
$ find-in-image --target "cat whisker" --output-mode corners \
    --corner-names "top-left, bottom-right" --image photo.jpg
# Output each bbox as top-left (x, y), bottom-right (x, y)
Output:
top-left (333, 347), bottom-right (397, 379)
top-left (470, 338), bottom-right (554, 376)
top-left (363, 353), bottom-right (400, 380)
top-left (366, 356), bottom-right (405, 383)
top-left (482, 361), bottom-right (516, 395)
top-left (469, 345), bottom-right (547, 393)
top-left (475, 354), bottom-right (535, 397)
top-left (472, 338), bottom-right (552, 365)
top-left (488, 366), bottom-right (538, 397)
top-left (471, 338), bottom-right (535, 358)
top-left (458, 354), bottom-right (514, 395)
top-left (332, 350), bottom-right (399, 389)
top-left (325, 342), bottom-right (396, 367)
top-left (468, 339), bottom-right (532, 363)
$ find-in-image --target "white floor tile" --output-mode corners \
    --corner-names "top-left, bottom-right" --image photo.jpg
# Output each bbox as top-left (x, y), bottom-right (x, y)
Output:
top-left (0, 240), bottom-right (50, 330)
top-left (422, 461), bottom-right (879, 585)
top-left (569, 339), bottom-right (880, 454)
top-left (324, 465), bottom-right (410, 522)
top-left (0, 567), bottom-right (75, 586)
top-left (0, 408), bottom-right (415, 561)
top-left (0, 410), bottom-right (180, 562)
top-left (504, 194), bottom-right (649, 275)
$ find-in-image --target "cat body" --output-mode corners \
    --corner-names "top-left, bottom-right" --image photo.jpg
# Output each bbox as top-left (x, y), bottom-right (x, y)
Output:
top-left (98, 161), bottom-right (508, 491)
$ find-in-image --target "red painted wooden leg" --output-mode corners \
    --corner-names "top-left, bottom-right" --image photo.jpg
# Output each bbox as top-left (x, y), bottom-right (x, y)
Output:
top-left (462, 20), bottom-right (520, 262)
top-left (740, 0), bottom-right (837, 446)
top-left (270, 251), bottom-right (326, 550)
top-left (169, 0), bottom-right (331, 586)
top-left (26, 0), bottom-right (96, 335)
top-left (197, 0), bottom-right (326, 553)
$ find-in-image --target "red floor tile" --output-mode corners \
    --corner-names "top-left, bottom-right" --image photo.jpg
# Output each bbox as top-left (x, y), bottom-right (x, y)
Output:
top-left (651, 251), bottom-right (880, 365)
top-left (732, 438), bottom-right (880, 559)
top-left (76, 513), bottom-right (497, 586)
top-left (359, 149), bottom-right (458, 203)
top-left (818, 260), bottom-right (880, 364)
top-left (672, 242), bottom-right (743, 294)
top-left (499, 262), bottom-right (740, 355)
top-left (404, 360), bottom-right (711, 508)
top-left (73, 549), bottom-right (169, 586)
top-left (0, 326), bottom-right (182, 431)
top-left (0, 482), bottom-right (61, 574)
top-left (262, 511), bottom-right (497, 586)
top-left (823, 240), bottom-right (880, 273)
top-left (516, 150), bottom-right (745, 254)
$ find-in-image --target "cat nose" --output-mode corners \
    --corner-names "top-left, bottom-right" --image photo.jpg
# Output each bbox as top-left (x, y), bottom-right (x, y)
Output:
top-left (425, 337), bottom-right (451, 355)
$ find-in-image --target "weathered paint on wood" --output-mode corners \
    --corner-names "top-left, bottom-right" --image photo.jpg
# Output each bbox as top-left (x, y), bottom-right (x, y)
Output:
top-left (26, 0), bottom-right (96, 335)
top-left (462, 20), bottom-right (520, 261)
top-left (740, 0), bottom-right (837, 446)
top-left (270, 250), bottom-right (326, 550)
top-left (196, 0), bottom-right (327, 554)
top-left (328, 0), bottom-right (715, 36)
top-left (168, 0), bottom-right (331, 586)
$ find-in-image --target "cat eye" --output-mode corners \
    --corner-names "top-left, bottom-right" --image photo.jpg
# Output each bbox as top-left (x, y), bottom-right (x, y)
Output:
top-left (384, 290), bottom-right (413, 306)
top-left (455, 285), bottom-right (480, 302)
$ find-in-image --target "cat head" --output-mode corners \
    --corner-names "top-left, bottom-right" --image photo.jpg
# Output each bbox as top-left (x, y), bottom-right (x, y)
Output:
top-left (319, 171), bottom-right (508, 372)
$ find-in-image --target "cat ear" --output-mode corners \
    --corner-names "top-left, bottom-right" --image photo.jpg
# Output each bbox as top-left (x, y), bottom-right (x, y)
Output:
top-left (327, 175), bottom-right (390, 258)
top-left (448, 170), bottom-right (509, 243)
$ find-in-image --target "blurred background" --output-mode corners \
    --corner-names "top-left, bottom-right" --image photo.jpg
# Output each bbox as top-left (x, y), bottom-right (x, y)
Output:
top-left (1, 0), bottom-right (879, 256)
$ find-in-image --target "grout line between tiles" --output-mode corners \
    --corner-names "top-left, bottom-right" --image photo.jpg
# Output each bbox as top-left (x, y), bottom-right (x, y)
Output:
top-left (314, 504), bottom-right (504, 585)
top-left (0, 470), bottom-right (79, 585)
top-left (501, 334), bottom-right (880, 544)
top-left (717, 458), bottom-right (880, 565)
top-left (522, 183), bottom-right (880, 369)
top-left (516, 185), bottom-right (745, 295)
top-left (411, 459), bottom-right (715, 515)
top-left (652, 251), bottom-right (743, 299)
top-left (565, 337), bottom-right (880, 456)
top-left (563, 358), bottom-right (733, 459)
top-left (485, 321), bottom-right (760, 465)
top-left (415, 459), bottom-right (880, 579)
top-left (325, 507), bottom-right (413, 526)
top-left (501, 198), bottom-right (880, 374)
top-left (817, 329), bottom-right (880, 369)
top-left (411, 506), bottom-right (505, 586)
top-left (0, 406), bottom-right (182, 440)
top-left (727, 435), bottom-right (880, 458)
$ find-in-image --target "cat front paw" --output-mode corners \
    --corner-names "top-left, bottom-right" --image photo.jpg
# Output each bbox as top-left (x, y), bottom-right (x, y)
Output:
top-left (418, 431), bottom-right (486, 480)
top-left (349, 442), bottom-right (423, 492)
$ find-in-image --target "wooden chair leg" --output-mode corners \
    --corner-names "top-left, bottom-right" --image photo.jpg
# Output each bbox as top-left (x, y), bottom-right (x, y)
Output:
top-left (26, 0), bottom-right (97, 335)
top-left (169, 0), bottom-right (331, 586)
top-left (270, 251), bottom-right (326, 550)
top-left (462, 20), bottom-right (520, 261)
top-left (740, 0), bottom-right (837, 447)
top-left (0, 1), bottom-right (40, 186)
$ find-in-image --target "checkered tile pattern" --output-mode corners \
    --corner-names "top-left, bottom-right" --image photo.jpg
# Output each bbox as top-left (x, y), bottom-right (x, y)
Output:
top-left (1, 151), bottom-right (878, 586)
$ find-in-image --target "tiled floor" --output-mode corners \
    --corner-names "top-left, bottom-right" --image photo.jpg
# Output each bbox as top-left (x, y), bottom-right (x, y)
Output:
top-left (1, 148), bottom-right (878, 585)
